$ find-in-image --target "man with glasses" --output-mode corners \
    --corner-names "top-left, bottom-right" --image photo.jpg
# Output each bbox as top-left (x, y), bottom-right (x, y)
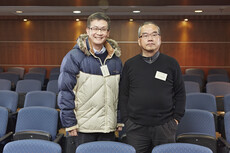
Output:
top-left (119, 22), bottom-right (186, 153)
top-left (58, 12), bottom-right (123, 148)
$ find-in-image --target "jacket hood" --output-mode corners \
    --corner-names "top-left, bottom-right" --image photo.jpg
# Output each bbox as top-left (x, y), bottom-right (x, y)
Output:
top-left (76, 34), bottom-right (121, 57)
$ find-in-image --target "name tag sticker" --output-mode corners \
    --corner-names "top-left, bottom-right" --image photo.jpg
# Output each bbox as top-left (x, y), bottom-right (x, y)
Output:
top-left (155, 71), bottom-right (167, 81)
top-left (100, 65), bottom-right (110, 77)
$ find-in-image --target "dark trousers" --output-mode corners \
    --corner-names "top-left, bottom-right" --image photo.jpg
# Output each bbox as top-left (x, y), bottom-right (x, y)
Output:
top-left (125, 119), bottom-right (177, 153)
top-left (76, 132), bottom-right (115, 145)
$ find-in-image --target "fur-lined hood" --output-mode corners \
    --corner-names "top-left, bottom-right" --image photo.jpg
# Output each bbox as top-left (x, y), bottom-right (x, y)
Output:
top-left (76, 34), bottom-right (121, 57)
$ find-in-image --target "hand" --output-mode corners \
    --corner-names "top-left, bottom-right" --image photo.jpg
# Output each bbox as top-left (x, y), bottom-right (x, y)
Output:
top-left (68, 129), bottom-right (78, 136)
top-left (174, 119), bottom-right (179, 125)
top-left (116, 126), bottom-right (123, 132)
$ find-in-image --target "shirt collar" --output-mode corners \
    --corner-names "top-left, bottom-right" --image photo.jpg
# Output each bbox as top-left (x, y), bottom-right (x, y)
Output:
top-left (94, 46), bottom-right (106, 54)
top-left (142, 51), bottom-right (160, 64)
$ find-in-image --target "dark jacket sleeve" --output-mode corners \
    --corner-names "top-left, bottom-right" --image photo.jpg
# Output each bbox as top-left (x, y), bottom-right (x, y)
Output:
top-left (118, 62), bottom-right (130, 123)
top-left (58, 49), bottom-right (84, 128)
top-left (172, 61), bottom-right (186, 122)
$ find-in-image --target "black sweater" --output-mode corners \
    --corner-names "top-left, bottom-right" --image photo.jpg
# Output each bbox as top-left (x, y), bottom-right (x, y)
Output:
top-left (119, 53), bottom-right (186, 126)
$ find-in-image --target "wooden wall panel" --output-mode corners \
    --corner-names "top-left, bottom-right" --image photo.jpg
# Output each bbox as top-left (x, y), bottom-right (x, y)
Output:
top-left (0, 17), bottom-right (230, 78)
top-left (119, 43), bottom-right (140, 62)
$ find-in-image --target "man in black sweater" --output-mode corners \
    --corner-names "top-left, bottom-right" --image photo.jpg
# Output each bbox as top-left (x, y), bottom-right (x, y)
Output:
top-left (119, 22), bottom-right (186, 153)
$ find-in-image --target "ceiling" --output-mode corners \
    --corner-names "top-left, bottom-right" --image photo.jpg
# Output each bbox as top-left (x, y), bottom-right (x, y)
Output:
top-left (0, 0), bottom-right (230, 18)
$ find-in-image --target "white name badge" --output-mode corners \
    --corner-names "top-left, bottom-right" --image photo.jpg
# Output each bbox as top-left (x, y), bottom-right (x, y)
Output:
top-left (155, 71), bottom-right (167, 81)
top-left (100, 65), bottom-right (110, 77)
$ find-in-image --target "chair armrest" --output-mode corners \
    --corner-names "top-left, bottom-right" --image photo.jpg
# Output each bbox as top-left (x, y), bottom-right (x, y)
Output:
top-left (9, 111), bottom-right (18, 118)
top-left (218, 137), bottom-right (230, 149)
top-left (217, 137), bottom-right (230, 153)
top-left (13, 131), bottom-right (51, 141)
top-left (0, 132), bottom-right (13, 142)
top-left (176, 134), bottom-right (217, 153)
top-left (53, 133), bottom-right (64, 143)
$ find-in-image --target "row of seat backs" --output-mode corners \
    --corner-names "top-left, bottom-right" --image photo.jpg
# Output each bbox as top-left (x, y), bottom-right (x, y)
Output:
top-left (0, 72), bottom-right (58, 86)
top-left (75, 141), bottom-right (213, 153)
top-left (0, 106), bottom-right (227, 153)
top-left (2, 140), bottom-right (213, 153)
top-left (0, 79), bottom-right (58, 94)
top-left (185, 81), bottom-right (230, 95)
top-left (185, 68), bottom-right (229, 78)
top-left (0, 67), bottom-right (60, 78)
top-left (0, 67), bottom-right (60, 86)
top-left (1, 90), bottom-right (230, 121)
top-left (1, 87), bottom-right (226, 113)
top-left (184, 73), bottom-right (229, 84)
top-left (0, 90), bottom-right (57, 112)
top-left (0, 107), bottom-right (213, 153)
top-left (1, 67), bottom-right (228, 84)
top-left (184, 68), bottom-right (229, 91)
top-left (2, 67), bottom-right (227, 78)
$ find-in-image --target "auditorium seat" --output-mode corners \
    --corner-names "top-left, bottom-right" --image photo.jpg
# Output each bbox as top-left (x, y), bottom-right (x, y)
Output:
top-left (0, 90), bottom-right (18, 113)
top-left (24, 91), bottom-right (56, 108)
top-left (3, 139), bottom-right (62, 153)
top-left (208, 69), bottom-right (228, 76)
top-left (206, 82), bottom-right (230, 96)
top-left (151, 143), bottom-right (212, 153)
top-left (13, 107), bottom-right (63, 142)
top-left (186, 93), bottom-right (218, 131)
top-left (0, 107), bottom-right (13, 152)
top-left (75, 141), bottom-right (136, 153)
top-left (0, 90), bottom-right (18, 133)
top-left (49, 73), bottom-right (59, 81)
top-left (47, 80), bottom-right (59, 94)
top-left (0, 79), bottom-right (11, 90)
top-left (217, 112), bottom-right (230, 153)
top-left (183, 74), bottom-right (204, 91)
top-left (24, 72), bottom-right (45, 86)
top-left (7, 67), bottom-right (25, 80)
top-left (186, 93), bottom-right (217, 112)
top-left (176, 109), bottom-right (217, 153)
top-left (224, 94), bottom-right (230, 112)
top-left (49, 67), bottom-right (60, 80)
top-left (15, 80), bottom-right (42, 108)
top-left (184, 81), bottom-right (200, 93)
top-left (185, 68), bottom-right (205, 80)
top-left (0, 67), bottom-right (3, 73)
top-left (206, 82), bottom-right (230, 111)
top-left (207, 74), bottom-right (229, 83)
top-left (223, 112), bottom-right (230, 144)
top-left (29, 67), bottom-right (46, 77)
top-left (50, 67), bottom-right (60, 74)
top-left (0, 72), bottom-right (20, 90)
top-left (218, 94), bottom-right (230, 138)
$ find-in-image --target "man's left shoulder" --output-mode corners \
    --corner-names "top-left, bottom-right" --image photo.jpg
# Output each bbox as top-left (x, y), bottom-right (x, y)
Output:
top-left (160, 53), bottom-right (178, 63)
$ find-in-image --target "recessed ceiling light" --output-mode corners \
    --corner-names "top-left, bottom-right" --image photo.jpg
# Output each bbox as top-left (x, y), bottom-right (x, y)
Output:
top-left (73, 11), bottom-right (81, 14)
top-left (184, 18), bottom-right (188, 22)
top-left (129, 19), bottom-right (134, 22)
top-left (16, 11), bottom-right (23, 14)
top-left (133, 10), bottom-right (141, 13)
top-left (23, 19), bottom-right (28, 22)
top-left (195, 10), bottom-right (203, 13)
top-left (76, 19), bottom-right (80, 22)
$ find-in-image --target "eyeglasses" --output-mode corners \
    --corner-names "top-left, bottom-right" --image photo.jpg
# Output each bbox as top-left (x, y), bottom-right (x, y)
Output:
top-left (89, 27), bottom-right (108, 33)
top-left (139, 32), bottom-right (160, 39)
